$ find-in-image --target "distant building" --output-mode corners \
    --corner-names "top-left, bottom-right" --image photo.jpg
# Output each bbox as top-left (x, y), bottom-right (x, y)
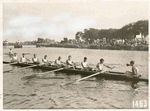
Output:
top-left (135, 33), bottom-right (143, 42)
top-left (135, 33), bottom-right (149, 44)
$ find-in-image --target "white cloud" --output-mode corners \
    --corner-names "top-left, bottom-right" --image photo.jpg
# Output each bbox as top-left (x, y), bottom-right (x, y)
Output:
top-left (4, 13), bottom-right (97, 41)
top-left (52, 13), bottom-right (71, 22)
top-left (66, 17), bottom-right (96, 32)
top-left (9, 15), bottom-right (43, 26)
top-left (44, 23), bottom-right (66, 36)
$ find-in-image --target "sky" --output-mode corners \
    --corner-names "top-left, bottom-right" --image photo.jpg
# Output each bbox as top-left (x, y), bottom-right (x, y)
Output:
top-left (3, 0), bottom-right (149, 42)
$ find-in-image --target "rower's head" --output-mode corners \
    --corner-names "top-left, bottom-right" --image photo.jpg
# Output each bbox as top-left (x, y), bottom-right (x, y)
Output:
top-left (44, 55), bottom-right (47, 59)
top-left (58, 56), bottom-right (61, 60)
top-left (68, 55), bottom-right (71, 59)
top-left (22, 53), bottom-right (25, 57)
top-left (130, 60), bottom-right (134, 66)
top-left (100, 58), bottom-right (104, 63)
top-left (34, 54), bottom-right (36, 58)
top-left (84, 57), bottom-right (87, 62)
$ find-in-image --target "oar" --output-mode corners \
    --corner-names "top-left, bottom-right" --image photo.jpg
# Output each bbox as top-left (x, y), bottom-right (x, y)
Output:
top-left (4, 62), bottom-right (18, 65)
top-left (23, 66), bottom-right (73, 79)
top-left (18, 64), bottom-right (39, 70)
top-left (37, 68), bottom-right (64, 76)
top-left (3, 69), bottom-right (13, 73)
top-left (76, 70), bottom-right (107, 83)
top-left (22, 67), bottom-right (65, 80)
top-left (62, 70), bottom-right (108, 86)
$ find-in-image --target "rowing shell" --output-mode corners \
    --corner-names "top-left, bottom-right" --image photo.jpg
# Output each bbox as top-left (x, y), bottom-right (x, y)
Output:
top-left (3, 61), bottom-right (148, 82)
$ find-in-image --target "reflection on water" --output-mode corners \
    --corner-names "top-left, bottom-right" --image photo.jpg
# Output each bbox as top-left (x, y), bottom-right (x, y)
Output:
top-left (3, 46), bottom-right (148, 109)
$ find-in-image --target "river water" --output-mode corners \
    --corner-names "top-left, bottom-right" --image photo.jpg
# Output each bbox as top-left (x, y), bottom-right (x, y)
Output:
top-left (3, 45), bottom-right (148, 109)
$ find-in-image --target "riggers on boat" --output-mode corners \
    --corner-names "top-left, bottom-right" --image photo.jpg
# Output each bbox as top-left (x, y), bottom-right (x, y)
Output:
top-left (3, 61), bottom-right (148, 82)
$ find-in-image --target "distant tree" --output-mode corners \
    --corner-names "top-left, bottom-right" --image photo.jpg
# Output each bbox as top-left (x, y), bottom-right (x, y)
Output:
top-left (75, 20), bottom-right (148, 42)
top-left (63, 37), bottom-right (68, 43)
top-left (75, 31), bottom-right (83, 42)
top-left (37, 38), bottom-right (44, 43)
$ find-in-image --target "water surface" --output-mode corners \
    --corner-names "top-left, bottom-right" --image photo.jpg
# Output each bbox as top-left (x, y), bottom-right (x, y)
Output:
top-left (3, 46), bottom-right (148, 109)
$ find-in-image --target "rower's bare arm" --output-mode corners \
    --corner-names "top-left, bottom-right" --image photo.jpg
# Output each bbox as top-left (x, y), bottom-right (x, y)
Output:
top-left (32, 58), bottom-right (34, 62)
top-left (42, 59), bottom-right (44, 63)
top-left (81, 62), bottom-right (85, 68)
top-left (104, 64), bottom-right (112, 69)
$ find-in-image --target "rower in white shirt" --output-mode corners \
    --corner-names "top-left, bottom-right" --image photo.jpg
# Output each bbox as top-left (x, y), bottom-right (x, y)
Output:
top-left (66, 55), bottom-right (76, 69)
top-left (96, 58), bottom-right (114, 72)
top-left (32, 54), bottom-right (40, 64)
top-left (42, 55), bottom-right (51, 66)
top-left (20, 53), bottom-right (30, 63)
top-left (81, 57), bottom-right (92, 71)
top-left (8, 48), bottom-right (14, 58)
top-left (55, 56), bottom-right (65, 67)
top-left (11, 53), bottom-right (18, 62)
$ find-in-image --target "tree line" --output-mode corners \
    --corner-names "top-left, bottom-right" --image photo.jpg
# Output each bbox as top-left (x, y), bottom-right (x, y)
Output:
top-left (75, 20), bottom-right (148, 44)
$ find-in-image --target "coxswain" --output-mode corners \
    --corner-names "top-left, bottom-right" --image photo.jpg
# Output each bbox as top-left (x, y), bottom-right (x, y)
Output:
top-left (126, 60), bottom-right (141, 78)
top-left (55, 56), bottom-right (65, 67)
top-left (96, 58), bottom-right (114, 72)
top-left (81, 57), bottom-right (92, 71)
top-left (42, 55), bottom-right (51, 66)
top-left (32, 54), bottom-right (40, 64)
top-left (20, 53), bottom-right (30, 63)
top-left (66, 55), bottom-right (76, 69)
top-left (11, 53), bottom-right (18, 62)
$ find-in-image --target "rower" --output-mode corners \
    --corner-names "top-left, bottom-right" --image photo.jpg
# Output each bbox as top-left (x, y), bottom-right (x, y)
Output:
top-left (42, 55), bottom-right (51, 66)
top-left (96, 58), bottom-right (114, 72)
top-left (8, 48), bottom-right (14, 58)
top-left (126, 60), bottom-right (141, 78)
top-left (55, 56), bottom-right (65, 67)
top-left (20, 53), bottom-right (30, 63)
top-left (66, 55), bottom-right (76, 69)
top-left (11, 53), bottom-right (18, 62)
top-left (32, 54), bottom-right (40, 64)
top-left (81, 57), bottom-right (92, 71)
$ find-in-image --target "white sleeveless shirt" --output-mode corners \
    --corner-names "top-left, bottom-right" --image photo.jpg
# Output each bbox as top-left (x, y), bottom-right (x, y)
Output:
top-left (82, 61), bottom-right (88, 67)
top-left (55, 60), bottom-right (61, 65)
top-left (66, 60), bottom-right (73, 65)
top-left (33, 57), bottom-right (38, 62)
top-left (97, 63), bottom-right (104, 70)
top-left (21, 57), bottom-right (26, 62)
top-left (43, 58), bottom-right (48, 63)
top-left (13, 56), bottom-right (18, 60)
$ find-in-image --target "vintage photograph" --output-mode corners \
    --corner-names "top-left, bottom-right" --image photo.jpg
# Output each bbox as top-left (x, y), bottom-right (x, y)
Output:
top-left (2, 0), bottom-right (149, 109)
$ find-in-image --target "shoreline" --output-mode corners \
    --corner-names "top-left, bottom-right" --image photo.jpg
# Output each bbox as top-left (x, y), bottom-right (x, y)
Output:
top-left (36, 44), bottom-right (148, 51)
